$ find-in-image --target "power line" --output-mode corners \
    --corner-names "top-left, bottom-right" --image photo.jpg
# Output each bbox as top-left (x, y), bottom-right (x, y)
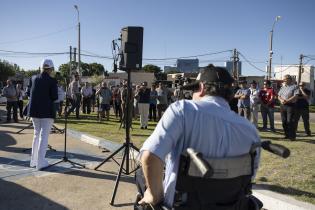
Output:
top-left (0, 49), bottom-right (68, 55)
top-left (143, 50), bottom-right (233, 61)
top-left (238, 52), bottom-right (266, 73)
top-left (0, 26), bottom-right (75, 45)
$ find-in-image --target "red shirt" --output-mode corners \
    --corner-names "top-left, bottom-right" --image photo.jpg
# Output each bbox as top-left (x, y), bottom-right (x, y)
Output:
top-left (259, 87), bottom-right (276, 108)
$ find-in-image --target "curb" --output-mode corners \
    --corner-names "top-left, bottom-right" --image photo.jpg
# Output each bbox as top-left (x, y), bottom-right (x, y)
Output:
top-left (65, 128), bottom-right (140, 158)
top-left (253, 186), bottom-right (315, 210)
top-left (64, 127), bottom-right (315, 210)
top-left (66, 128), bottom-right (122, 151)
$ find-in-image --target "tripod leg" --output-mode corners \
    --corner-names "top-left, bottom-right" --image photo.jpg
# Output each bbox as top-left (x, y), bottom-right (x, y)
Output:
top-left (47, 144), bottom-right (57, 152)
top-left (68, 159), bottom-right (85, 168)
top-left (94, 144), bottom-right (126, 170)
top-left (110, 147), bottom-right (127, 205)
top-left (16, 123), bottom-right (33, 134)
top-left (131, 144), bottom-right (140, 152)
top-left (42, 159), bottom-right (64, 170)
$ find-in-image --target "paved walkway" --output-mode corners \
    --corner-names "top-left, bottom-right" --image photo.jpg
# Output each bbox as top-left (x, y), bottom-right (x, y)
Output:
top-left (0, 119), bottom-right (137, 210)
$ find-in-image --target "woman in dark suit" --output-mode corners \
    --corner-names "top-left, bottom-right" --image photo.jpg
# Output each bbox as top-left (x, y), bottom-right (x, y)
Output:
top-left (27, 59), bottom-right (58, 170)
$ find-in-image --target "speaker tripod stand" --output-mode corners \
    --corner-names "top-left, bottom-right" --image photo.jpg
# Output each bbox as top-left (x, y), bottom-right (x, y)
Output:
top-left (94, 69), bottom-right (140, 205)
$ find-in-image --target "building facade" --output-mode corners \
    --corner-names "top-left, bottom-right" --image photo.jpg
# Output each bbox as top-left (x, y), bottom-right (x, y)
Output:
top-left (176, 59), bottom-right (199, 73)
top-left (225, 61), bottom-right (242, 77)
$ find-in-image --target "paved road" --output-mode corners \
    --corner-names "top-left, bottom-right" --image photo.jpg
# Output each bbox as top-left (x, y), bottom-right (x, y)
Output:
top-left (0, 120), bottom-right (137, 210)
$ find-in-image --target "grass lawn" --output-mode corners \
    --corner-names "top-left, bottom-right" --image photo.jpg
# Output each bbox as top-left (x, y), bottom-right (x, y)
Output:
top-left (256, 122), bottom-right (315, 204)
top-left (56, 112), bottom-right (315, 204)
top-left (55, 112), bottom-right (157, 146)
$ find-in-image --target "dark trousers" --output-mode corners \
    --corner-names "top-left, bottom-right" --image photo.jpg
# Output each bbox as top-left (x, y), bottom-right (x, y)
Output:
top-left (114, 101), bottom-right (122, 120)
top-left (6, 101), bottom-right (18, 122)
top-left (260, 105), bottom-right (275, 129)
top-left (82, 97), bottom-right (91, 114)
top-left (18, 100), bottom-right (23, 118)
top-left (280, 104), bottom-right (296, 139)
top-left (294, 108), bottom-right (311, 135)
top-left (149, 104), bottom-right (157, 121)
top-left (157, 104), bottom-right (167, 120)
top-left (67, 95), bottom-right (81, 118)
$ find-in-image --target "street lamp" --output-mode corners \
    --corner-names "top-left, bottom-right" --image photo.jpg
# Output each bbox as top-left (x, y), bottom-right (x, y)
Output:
top-left (74, 5), bottom-right (81, 75)
top-left (267, 15), bottom-right (281, 80)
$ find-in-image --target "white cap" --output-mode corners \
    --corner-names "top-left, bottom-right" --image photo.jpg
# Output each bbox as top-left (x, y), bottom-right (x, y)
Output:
top-left (41, 58), bottom-right (54, 70)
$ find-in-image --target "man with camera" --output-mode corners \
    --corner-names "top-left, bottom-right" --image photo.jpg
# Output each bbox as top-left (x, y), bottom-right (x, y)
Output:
top-left (136, 64), bottom-right (261, 208)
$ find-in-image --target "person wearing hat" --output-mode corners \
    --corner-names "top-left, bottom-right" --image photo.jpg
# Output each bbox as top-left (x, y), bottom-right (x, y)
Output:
top-left (278, 74), bottom-right (299, 140)
top-left (234, 80), bottom-right (251, 120)
top-left (27, 58), bottom-right (58, 170)
top-left (249, 80), bottom-right (260, 128)
top-left (136, 64), bottom-right (260, 207)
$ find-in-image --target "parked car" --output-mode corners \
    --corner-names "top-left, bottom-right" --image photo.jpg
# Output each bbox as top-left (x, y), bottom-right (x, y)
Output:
top-left (0, 95), bottom-right (7, 104)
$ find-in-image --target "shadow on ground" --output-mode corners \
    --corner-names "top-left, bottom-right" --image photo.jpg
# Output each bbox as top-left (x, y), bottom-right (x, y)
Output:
top-left (0, 179), bottom-right (68, 210)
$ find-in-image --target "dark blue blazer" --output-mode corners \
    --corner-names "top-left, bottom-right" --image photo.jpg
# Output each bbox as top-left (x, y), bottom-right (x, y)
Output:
top-left (27, 72), bottom-right (58, 118)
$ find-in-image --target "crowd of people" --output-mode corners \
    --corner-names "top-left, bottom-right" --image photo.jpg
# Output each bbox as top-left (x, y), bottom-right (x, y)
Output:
top-left (229, 75), bottom-right (312, 140)
top-left (1, 68), bottom-right (312, 140)
top-left (62, 75), bottom-right (176, 129)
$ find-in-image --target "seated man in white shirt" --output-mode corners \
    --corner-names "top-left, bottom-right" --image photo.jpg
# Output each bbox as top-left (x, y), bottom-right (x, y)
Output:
top-left (137, 64), bottom-right (261, 208)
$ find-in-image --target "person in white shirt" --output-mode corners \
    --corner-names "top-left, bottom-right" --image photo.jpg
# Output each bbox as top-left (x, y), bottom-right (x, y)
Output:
top-left (249, 80), bottom-right (260, 128)
top-left (54, 82), bottom-right (65, 117)
top-left (136, 64), bottom-right (261, 207)
top-left (81, 82), bottom-right (93, 114)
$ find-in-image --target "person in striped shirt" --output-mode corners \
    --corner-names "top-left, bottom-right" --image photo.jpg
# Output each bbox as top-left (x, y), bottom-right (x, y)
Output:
top-left (278, 74), bottom-right (299, 140)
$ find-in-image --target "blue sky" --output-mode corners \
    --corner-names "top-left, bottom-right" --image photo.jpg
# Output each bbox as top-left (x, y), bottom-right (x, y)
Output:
top-left (0, 0), bottom-right (314, 76)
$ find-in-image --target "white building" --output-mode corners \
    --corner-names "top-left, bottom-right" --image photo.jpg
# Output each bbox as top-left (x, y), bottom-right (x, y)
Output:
top-left (274, 65), bottom-right (315, 104)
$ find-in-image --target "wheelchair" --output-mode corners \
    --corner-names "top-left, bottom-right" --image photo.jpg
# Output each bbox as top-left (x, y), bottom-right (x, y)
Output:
top-left (134, 141), bottom-right (290, 210)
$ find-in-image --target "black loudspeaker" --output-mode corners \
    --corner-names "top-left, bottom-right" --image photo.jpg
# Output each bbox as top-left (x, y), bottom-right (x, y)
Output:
top-left (119, 26), bottom-right (143, 70)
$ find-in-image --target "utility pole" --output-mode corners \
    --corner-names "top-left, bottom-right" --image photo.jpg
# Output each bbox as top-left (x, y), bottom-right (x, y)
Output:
top-left (297, 54), bottom-right (304, 85)
top-left (232, 49), bottom-right (239, 81)
top-left (267, 16), bottom-right (282, 80)
top-left (74, 5), bottom-right (81, 75)
top-left (73, 48), bottom-right (77, 62)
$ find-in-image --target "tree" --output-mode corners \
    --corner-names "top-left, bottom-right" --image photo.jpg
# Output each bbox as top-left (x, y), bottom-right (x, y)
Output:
top-left (0, 59), bottom-right (16, 83)
top-left (89, 62), bottom-right (105, 76)
top-left (142, 64), bottom-right (167, 81)
top-left (58, 61), bottom-right (105, 77)
top-left (142, 64), bottom-right (162, 73)
top-left (167, 69), bottom-right (181, 74)
top-left (59, 63), bottom-right (71, 78)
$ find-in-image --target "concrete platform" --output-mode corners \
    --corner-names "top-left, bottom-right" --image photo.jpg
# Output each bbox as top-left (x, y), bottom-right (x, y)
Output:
top-left (0, 120), bottom-right (137, 210)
